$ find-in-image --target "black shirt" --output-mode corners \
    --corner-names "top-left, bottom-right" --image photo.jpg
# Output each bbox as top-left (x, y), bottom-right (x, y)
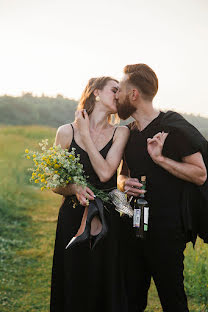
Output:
top-left (125, 112), bottom-right (200, 234)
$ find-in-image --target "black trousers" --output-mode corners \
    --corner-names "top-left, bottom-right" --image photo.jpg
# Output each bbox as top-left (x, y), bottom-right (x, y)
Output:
top-left (123, 225), bottom-right (189, 312)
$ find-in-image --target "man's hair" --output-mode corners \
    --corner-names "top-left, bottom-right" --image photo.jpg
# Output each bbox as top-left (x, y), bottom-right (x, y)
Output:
top-left (123, 64), bottom-right (158, 100)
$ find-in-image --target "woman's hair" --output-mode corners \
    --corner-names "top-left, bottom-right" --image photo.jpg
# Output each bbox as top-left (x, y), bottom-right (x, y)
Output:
top-left (77, 76), bottom-right (119, 124)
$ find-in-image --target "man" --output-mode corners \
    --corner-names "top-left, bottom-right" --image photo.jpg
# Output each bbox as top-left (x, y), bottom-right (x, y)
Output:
top-left (116, 64), bottom-right (207, 312)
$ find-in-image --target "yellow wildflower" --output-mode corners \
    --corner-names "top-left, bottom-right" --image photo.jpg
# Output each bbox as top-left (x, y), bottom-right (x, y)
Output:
top-left (27, 156), bottom-right (30, 159)
top-left (25, 149), bottom-right (29, 153)
top-left (33, 154), bottom-right (36, 158)
top-left (41, 187), bottom-right (45, 191)
top-left (41, 178), bottom-right (45, 183)
top-left (35, 179), bottom-right (39, 183)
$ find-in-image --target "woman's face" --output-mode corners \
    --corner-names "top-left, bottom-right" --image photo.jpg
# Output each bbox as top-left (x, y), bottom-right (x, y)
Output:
top-left (98, 80), bottom-right (118, 114)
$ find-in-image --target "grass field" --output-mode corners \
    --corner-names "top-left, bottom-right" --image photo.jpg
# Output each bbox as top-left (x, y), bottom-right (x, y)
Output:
top-left (0, 125), bottom-right (207, 312)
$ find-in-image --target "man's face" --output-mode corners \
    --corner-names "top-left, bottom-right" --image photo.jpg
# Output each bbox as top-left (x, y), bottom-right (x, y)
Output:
top-left (116, 77), bottom-right (137, 120)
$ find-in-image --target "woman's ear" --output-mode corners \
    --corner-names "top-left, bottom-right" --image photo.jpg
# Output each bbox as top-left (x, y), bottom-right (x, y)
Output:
top-left (93, 89), bottom-right (99, 97)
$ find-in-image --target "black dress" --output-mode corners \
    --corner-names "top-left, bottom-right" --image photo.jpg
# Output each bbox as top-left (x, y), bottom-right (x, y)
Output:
top-left (50, 125), bottom-right (128, 312)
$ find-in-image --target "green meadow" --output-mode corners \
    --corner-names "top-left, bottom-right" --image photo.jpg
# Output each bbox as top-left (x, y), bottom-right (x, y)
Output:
top-left (0, 125), bottom-right (208, 312)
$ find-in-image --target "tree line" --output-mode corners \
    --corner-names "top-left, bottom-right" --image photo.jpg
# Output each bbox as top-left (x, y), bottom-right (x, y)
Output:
top-left (0, 93), bottom-right (207, 138)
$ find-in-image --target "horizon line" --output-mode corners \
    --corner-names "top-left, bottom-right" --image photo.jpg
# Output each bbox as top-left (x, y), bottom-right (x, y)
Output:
top-left (0, 92), bottom-right (208, 120)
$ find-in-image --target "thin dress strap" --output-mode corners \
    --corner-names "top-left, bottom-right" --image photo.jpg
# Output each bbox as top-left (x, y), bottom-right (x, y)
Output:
top-left (112, 127), bottom-right (118, 140)
top-left (70, 123), bottom-right (74, 139)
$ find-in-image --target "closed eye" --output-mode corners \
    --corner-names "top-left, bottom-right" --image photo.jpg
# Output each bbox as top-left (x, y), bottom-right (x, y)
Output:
top-left (112, 88), bottom-right (118, 94)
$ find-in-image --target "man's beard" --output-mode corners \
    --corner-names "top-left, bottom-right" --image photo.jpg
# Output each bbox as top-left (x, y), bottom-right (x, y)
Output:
top-left (116, 95), bottom-right (136, 120)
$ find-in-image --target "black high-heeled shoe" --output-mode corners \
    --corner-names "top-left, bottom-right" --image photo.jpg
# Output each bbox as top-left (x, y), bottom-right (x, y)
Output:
top-left (91, 197), bottom-right (108, 250)
top-left (65, 200), bottom-right (99, 249)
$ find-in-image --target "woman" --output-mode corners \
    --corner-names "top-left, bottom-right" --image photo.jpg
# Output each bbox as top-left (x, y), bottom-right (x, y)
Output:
top-left (50, 77), bottom-right (130, 312)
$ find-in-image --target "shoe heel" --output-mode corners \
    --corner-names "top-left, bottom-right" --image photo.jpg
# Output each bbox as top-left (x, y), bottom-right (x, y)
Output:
top-left (65, 201), bottom-right (98, 249)
top-left (91, 198), bottom-right (108, 249)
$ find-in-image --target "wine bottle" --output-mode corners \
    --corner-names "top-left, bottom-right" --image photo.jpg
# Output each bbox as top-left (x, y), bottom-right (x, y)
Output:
top-left (133, 176), bottom-right (149, 239)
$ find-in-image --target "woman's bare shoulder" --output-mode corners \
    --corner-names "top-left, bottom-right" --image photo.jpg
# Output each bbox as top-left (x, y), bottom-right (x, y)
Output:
top-left (55, 123), bottom-right (73, 149)
top-left (115, 125), bottom-right (130, 137)
top-left (57, 123), bottom-right (73, 135)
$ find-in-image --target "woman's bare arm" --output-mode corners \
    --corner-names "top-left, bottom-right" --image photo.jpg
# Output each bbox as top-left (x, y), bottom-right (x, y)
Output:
top-left (52, 124), bottom-right (94, 205)
top-left (76, 110), bottom-right (130, 182)
top-left (83, 126), bottom-right (130, 182)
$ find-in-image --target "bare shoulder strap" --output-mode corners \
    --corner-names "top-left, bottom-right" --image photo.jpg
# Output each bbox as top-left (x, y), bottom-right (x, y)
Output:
top-left (70, 123), bottom-right (74, 139)
top-left (112, 127), bottom-right (118, 140)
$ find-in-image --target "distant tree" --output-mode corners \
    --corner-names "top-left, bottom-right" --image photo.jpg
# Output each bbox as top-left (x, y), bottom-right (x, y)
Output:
top-left (0, 94), bottom-right (207, 136)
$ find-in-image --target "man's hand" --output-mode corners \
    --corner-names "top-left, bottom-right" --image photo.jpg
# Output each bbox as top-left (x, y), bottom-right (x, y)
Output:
top-left (123, 177), bottom-right (145, 197)
top-left (147, 132), bottom-right (169, 164)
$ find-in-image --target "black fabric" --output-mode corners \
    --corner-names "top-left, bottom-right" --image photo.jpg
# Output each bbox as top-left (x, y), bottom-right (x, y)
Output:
top-left (123, 111), bottom-right (208, 311)
top-left (125, 111), bottom-right (208, 243)
top-left (122, 218), bottom-right (188, 312)
top-left (50, 127), bottom-right (128, 312)
top-left (160, 111), bottom-right (208, 244)
top-left (125, 112), bottom-right (194, 235)
top-left (69, 124), bottom-right (117, 191)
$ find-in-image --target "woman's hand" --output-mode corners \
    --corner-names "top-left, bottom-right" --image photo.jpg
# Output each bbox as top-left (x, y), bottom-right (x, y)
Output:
top-left (71, 184), bottom-right (95, 206)
top-left (75, 109), bottom-right (90, 138)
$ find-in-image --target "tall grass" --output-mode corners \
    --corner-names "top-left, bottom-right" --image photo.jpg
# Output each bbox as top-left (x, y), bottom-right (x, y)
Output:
top-left (0, 126), bottom-right (207, 311)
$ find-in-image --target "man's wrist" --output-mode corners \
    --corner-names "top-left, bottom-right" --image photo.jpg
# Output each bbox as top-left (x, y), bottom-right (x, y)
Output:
top-left (153, 155), bottom-right (166, 165)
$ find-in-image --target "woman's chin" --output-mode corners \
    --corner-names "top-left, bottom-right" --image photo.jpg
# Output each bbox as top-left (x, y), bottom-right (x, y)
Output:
top-left (109, 106), bottom-right (118, 114)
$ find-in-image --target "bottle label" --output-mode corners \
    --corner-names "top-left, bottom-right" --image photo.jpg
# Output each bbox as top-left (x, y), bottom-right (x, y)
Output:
top-left (144, 207), bottom-right (149, 231)
top-left (133, 209), bottom-right (141, 228)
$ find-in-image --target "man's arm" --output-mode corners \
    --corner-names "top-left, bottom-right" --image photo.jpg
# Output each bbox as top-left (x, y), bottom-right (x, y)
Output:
top-left (117, 159), bottom-right (144, 197)
top-left (147, 132), bottom-right (207, 186)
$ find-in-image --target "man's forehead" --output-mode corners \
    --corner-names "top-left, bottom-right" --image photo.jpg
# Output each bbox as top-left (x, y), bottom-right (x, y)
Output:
top-left (119, 75), bottom-right (129, 87)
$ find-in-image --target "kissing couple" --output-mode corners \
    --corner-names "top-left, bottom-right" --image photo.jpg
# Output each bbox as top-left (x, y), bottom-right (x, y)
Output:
top-left (50, 64), bottom-right (208, 312)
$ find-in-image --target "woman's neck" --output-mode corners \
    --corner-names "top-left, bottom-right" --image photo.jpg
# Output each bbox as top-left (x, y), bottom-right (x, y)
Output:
top-left (89, 108), bottom-right (110, 131)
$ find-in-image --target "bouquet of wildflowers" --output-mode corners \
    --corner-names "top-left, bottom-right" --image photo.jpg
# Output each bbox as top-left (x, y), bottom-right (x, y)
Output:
top-left (24, 139), bottom-right (109, 202)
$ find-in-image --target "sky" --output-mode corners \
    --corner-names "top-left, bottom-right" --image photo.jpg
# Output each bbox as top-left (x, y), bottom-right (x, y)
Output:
top-left (0, 0), bottom-right (208, 117)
